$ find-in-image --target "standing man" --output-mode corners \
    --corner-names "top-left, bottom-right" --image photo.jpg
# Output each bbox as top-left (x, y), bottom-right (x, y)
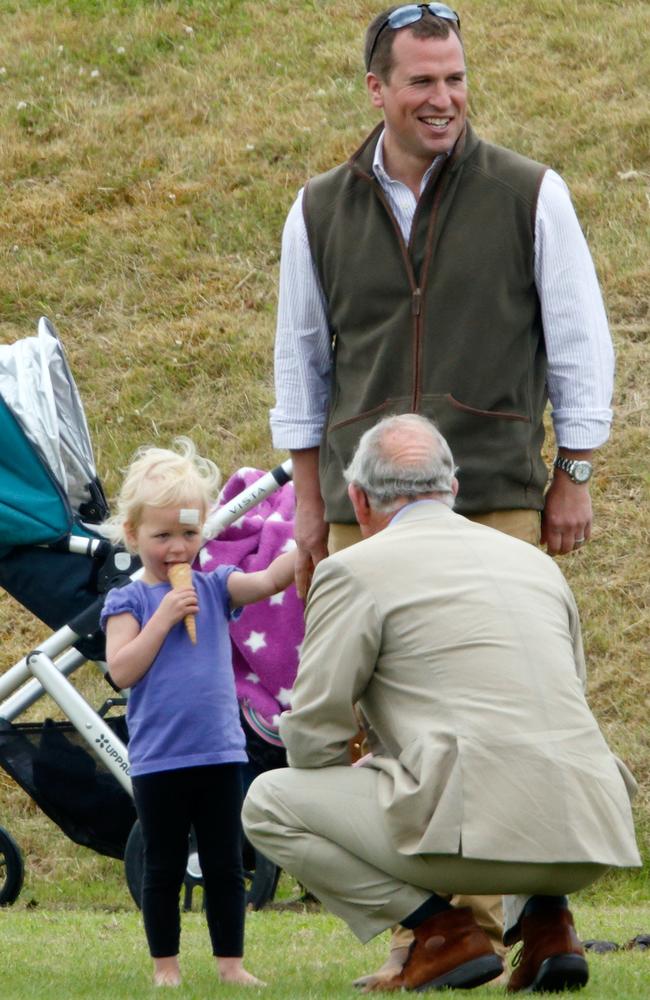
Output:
top-left (270, 4), bottom-right (614, 982)
top-left (243, 415), bottom-right (640, 994)
top-left (270, 4), bottom-right (614, 596)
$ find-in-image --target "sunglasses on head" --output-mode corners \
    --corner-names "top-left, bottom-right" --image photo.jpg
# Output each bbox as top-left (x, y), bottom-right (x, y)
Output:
top-left (366, 4), bottom-right (461, 72)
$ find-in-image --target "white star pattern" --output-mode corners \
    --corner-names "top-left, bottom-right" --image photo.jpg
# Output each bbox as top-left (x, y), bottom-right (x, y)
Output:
top-left (269, 591), bottom-right (285, 606)
top-left (277, 687), bottom-right (293, 707)
top-left (267, 512), bottom-right (283, 522)
top-left (281, 538), bottom-right (297, 553)
top-left (198, 548), bottom-right (212, 567)
top-left (244, 630), bottom-right (267, 653)
top-left (246, 672), bottom-right (260, 684)
top-left (272, 715), bottom-right (281, 727)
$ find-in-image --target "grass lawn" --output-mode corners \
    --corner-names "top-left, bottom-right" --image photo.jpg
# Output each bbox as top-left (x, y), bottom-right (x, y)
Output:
top-left (1, 898), bottom-right (649, 999)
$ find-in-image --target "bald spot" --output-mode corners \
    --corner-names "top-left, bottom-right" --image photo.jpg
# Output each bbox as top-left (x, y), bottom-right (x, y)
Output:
top-left (380, 422), bottom-right (442, 468)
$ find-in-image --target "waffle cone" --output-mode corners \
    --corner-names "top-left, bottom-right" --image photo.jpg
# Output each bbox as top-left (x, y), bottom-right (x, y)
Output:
top-left (167, 562), bottom-right (197, 643)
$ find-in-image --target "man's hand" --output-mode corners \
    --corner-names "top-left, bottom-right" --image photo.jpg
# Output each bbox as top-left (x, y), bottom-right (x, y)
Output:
top-left (541, 473), bottom-right (592, 555)
top-left (294, 498), bottom-right (329, 598)
top-left (291, 447), bottom-right (329, 598)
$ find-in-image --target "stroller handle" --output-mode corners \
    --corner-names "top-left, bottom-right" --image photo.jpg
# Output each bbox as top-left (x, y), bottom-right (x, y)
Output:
top-left (203, 460), bottom-right (293, 541)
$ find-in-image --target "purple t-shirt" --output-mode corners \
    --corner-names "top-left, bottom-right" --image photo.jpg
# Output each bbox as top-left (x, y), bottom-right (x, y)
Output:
top-left (101, 566), bottom-right (247, 777)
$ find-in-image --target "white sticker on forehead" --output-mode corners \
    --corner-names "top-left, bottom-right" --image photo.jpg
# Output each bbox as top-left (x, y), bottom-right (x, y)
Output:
top-left (179, 508), bottom-right (200, 525)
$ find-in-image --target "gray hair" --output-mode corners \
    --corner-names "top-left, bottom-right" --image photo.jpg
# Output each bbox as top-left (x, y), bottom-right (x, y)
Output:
top-left (344, 414), bottom-right (456, 513)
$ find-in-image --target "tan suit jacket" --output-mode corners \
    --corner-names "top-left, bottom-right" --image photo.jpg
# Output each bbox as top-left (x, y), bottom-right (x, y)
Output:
top-left (280, 502), bottom-right (639, 868)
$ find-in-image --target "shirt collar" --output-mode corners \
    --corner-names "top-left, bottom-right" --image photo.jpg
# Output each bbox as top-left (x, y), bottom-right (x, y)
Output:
top-left (372, 129), bottom-right (447, 196)
top-left (388, 498), bottom-right (450, 526)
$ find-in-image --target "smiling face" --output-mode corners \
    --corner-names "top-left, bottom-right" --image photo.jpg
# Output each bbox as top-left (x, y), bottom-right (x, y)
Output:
top-left (125, 503), bottom-right (204, 585)
top-left (366, 29), bottom-right (467, 187)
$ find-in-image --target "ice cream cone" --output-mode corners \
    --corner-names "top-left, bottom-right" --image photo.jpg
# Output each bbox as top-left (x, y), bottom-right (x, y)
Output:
top-left (167, 562), bottom-right (197, 643)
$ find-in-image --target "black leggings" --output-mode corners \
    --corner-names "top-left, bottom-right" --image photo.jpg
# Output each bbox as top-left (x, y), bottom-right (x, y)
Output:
top-left (132, 763), bottom-right (245, 958)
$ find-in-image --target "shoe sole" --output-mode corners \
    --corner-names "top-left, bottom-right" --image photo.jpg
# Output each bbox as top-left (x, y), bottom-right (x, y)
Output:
top-left (525, 954), bottom-right (589, 993)
top-left (414, 953), bottom-right (504, 991)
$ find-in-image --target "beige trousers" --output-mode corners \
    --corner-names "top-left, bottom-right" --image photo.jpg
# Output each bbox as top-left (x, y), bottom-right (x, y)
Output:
top-left (327, 508), bottom-right (541, 555)
top-left (243, 764), bottom-right (606, 944)
top-left (327, 507), bottom-right (541, 954)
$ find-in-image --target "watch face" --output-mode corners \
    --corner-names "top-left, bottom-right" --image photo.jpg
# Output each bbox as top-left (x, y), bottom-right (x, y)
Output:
top-left (572, 461), bottom-right (592, 483)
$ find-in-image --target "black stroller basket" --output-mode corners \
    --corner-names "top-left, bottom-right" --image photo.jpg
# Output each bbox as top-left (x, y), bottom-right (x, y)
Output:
top-left (0, 712), bottom-right (134, 860)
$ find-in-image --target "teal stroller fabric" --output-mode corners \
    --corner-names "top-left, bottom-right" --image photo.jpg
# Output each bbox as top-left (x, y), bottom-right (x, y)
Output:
top-left (0, 397), bottom-right (71, 555)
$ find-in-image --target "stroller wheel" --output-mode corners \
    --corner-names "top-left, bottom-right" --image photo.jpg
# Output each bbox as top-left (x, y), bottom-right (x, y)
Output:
top-left (0, 826), bottom-right (24, 906)
top-left (124, 820), bottom-right (145, 908)
top-left (123, 819), bottom-right (280, 911)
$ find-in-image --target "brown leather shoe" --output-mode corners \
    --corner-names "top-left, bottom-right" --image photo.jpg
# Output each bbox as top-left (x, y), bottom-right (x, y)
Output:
top-left (507, 907), bottom-right (588, 993)
top-left (365, 906), bottom-right (503, 992)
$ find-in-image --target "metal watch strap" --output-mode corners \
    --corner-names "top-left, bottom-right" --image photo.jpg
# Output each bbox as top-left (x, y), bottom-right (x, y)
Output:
top-left (553, 455), bottom-right (592, 483)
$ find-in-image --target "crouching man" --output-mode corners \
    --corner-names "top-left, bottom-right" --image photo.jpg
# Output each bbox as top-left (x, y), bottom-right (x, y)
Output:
top-left (243, 415), bottom-right (639, 993)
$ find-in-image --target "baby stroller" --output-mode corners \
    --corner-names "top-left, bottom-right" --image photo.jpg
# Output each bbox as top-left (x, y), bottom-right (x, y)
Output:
top-left (0, 318), bottom-right (294, 910)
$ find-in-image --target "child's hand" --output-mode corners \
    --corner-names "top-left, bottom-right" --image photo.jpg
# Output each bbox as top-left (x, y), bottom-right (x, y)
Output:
top-left (157, 586), bottom-right (199, 630)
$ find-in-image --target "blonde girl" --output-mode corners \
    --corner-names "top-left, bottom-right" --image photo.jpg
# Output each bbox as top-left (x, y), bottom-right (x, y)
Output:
top-left (101, 439), bottom-right (294, 987)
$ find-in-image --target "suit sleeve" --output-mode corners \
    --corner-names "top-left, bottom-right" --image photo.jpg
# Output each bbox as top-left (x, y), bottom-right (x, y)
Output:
top-left (279, 556), bottom-right (381, 768)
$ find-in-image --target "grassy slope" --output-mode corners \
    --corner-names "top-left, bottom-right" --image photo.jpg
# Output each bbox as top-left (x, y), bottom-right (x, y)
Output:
top-left (0, 0), bottom-right (648, 903)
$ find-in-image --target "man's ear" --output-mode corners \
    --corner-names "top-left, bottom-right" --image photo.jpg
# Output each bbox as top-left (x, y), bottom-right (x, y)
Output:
top-left (348, 483), bottom-right (371, 526)
top-left (366, 71), bottom-right (385, 109)
top-left (451, 476), bottom-right (459, 498)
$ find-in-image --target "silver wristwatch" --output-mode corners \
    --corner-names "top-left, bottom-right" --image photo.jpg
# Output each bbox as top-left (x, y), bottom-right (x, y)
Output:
top-left (553, 455), bottom-right (593, 484)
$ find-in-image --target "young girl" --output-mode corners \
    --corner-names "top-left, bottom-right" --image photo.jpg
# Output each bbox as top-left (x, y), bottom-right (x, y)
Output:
top-left (101, 439), bottom-right (295, 988)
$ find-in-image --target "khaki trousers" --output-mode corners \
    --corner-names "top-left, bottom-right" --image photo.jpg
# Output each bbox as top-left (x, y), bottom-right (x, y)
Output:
top-left (327, 507), bottom-right (541, 953)
top-left (327, 508), bottom-right (541, 555)
top-left (243, 765), bottom-right (605, 944)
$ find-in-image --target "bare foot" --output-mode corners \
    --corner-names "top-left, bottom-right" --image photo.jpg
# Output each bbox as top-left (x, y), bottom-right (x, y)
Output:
top-left (352, 946), bottom-right (409, 989)
top-left (153, 972), bottom-right (181, 987)
top-left (217, 957), bottom-right (266, 987)
top-left (153, 957), bottom-right (181, 988)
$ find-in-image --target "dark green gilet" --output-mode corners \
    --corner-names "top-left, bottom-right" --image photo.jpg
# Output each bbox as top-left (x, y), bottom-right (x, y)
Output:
top-left (303, 122), bottom-right (549, 523)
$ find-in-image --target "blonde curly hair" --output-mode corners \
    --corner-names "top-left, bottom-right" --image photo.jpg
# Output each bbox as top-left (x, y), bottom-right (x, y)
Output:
top-left (104, 437), bottom-right (221, 551)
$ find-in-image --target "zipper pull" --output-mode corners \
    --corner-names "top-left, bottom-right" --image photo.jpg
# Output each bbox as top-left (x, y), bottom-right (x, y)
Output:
top-left (412, 288), bottom-right (422, 316)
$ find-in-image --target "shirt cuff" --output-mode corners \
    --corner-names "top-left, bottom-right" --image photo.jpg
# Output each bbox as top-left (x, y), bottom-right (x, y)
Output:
top-left (269, 411), bottom-right (325, 450)
top-left (551, 409), bottom-right (613, 450)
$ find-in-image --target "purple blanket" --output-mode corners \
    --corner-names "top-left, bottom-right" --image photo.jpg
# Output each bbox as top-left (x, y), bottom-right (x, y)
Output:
top-left (195, 468), bottom-right (303, 744)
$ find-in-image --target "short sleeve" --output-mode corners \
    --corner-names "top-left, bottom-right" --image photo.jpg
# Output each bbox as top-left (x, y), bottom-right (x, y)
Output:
top-left (100, 583), bottom-right (144, 632)
top-left (204, 565), bottom-right (244, 621)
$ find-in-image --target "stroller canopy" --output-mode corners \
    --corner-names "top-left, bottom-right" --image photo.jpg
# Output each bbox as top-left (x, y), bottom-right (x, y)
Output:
top-left (0, 318), bottom-right (106, 548)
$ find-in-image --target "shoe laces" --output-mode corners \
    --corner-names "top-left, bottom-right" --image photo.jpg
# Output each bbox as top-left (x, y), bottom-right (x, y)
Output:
top-left (510, 943), bottom-right (524, 968)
